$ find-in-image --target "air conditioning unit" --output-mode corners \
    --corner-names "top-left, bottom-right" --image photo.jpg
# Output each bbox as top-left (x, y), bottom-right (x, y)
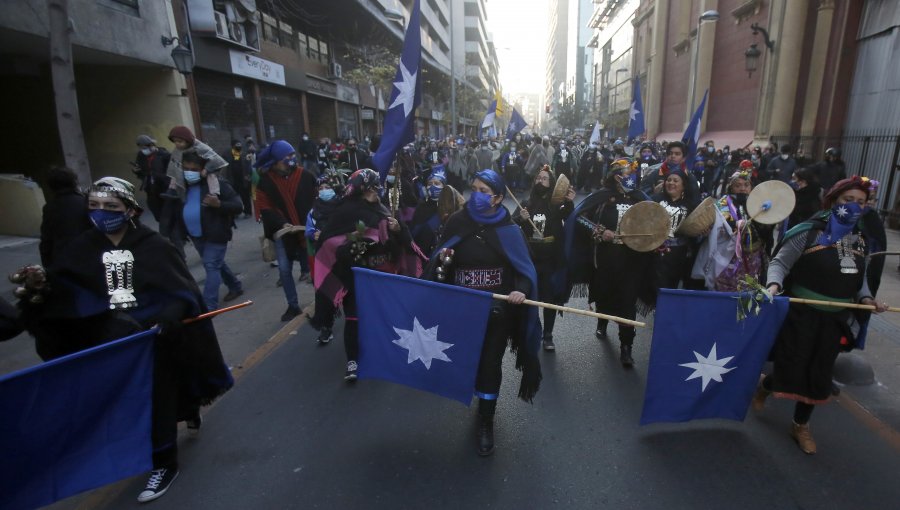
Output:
top-left (214, 11), bottom-right (228, 38)
top-left (330, 62), bottom-right (342, 79)
top-left (229, 22), bottom-right (247, 45)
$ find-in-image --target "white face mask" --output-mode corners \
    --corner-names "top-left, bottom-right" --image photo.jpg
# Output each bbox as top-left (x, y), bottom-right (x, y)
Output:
top-left (140, 148), bottom-right (152, 156)
top-left (781, 154), bottom-right (789, 160)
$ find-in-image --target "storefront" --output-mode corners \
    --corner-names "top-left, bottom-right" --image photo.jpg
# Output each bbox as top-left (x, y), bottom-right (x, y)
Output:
top-left (305, 74), bottom-right (338, 140)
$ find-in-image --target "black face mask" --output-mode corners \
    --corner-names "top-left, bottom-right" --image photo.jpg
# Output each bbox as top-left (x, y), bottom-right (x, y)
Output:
top-left (731, 193), bottom-right (749, 206)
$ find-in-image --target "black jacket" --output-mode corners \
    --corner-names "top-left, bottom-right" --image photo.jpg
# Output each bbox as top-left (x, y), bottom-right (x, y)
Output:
top-left (182, 179), bottom-right (243, 243)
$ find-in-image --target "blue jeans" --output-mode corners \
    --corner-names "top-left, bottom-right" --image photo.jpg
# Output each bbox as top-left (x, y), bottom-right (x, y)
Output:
top-left (275, 238), bottom-right (299, 309)
top-left (191, 237), bottom-right (242, 311)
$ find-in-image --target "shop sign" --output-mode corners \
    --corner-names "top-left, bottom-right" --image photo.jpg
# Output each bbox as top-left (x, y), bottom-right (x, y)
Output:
top-left (307, 75), bottom-right (337, 98)
top-left (229, 50), bottom-right (285, 86)
top-left (337, 83), bottom-right (360, 104)
top-left (361, 109), bottom-right (375, 120)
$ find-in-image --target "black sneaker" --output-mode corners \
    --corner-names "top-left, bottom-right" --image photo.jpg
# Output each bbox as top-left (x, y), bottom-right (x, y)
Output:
top-left (298, 271), bottom-right (310, 283)
top-left (137, 467), bottom-right (179, 503)
top-left (186, 412), bottom-right (202, 435)
top-left (345, 360), bottom-right (358, 381)
top-left (317, 327), bottom-right (333, 344)
top-left (223, 288), bottom-right (244, 302)
top-left (595, 329), bottom-right (608, 341)
top-left (281, 306), bottom-right (300, 322)
top-left (542, 336), bottom-right (555, 351)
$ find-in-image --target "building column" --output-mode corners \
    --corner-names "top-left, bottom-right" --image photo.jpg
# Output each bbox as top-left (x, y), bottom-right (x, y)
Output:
top-left (646, 0), bottom-right (669, 138)
top-left (800, 0), bottom-right (835, 137)
top-left (694, 0), bottom-right (719, 133)
top-left (767, 0), bottom-right (809, 136)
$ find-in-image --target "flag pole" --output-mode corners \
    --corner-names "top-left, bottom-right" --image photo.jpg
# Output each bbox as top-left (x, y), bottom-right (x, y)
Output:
top-left (491, 293), bottom-right (646, 327)
top-left (786, 297), bottom-right (898, 313)
top-left (183, 300), bottom-right (254, 324)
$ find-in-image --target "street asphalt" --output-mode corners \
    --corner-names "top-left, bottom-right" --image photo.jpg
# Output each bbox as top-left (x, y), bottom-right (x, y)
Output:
top-left (2, 193), bottom-right (900, 509)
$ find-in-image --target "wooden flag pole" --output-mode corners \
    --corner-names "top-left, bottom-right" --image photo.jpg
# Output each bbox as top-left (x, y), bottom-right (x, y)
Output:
top-left (787, 297), bottom-right (899, 313)
top-left (868, 251), bottom-right (900, 258)
top-left (492, 293), bottom-right (646, 327)
top-left (183, 300), bottom-right (254, 324)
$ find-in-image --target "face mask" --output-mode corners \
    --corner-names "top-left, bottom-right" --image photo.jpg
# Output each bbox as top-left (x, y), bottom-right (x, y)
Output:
top-left (428, 185), bottom-right (443, 200)
top-left (789, 181), bottom-right (800, 190)
top-left (386, 175), bottom-right (396, 184)
top-left (140, 148), bottom-right (152, 156)
top-left (319, 189), bottom-right (336, 201)
top-left (731, 193), bottom-right (749, 206)
top-left (469, 191), bottom-right (495, 214)
top-left (781, 154), bottom-right (789, 160)
top-left (184, 170), bottom-right (202, 184)
top-left (707, 147), bottom-right (714, 153)
top-left (89, 209), bottom-right (129, 234)
top-left (286, 156), bottom-right (298, 168)
top-left (751, 155), bottom-right (759, 162)
top-left (302, 135), bottom-right (309, 141)
top-left (833, 201), bottom-right (863, 225)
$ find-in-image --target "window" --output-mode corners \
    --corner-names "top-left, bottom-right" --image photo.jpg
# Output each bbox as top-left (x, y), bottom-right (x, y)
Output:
top-left (98, 0), bottom-right (139, 16)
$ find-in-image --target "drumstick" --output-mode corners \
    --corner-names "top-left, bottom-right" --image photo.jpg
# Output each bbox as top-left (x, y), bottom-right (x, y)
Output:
top-left (868, 251), bottom-right (900, 258)
top-left (492, 293), bottom-right (646, 327)
top-left (617, 233), bottom-right (655, 237)
top-left (505, 185), bottom-right (543, 238)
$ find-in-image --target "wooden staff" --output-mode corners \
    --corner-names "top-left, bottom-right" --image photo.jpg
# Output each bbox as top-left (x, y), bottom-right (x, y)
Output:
top-left (787, 297), bottom-right (899, 313)
top-left (492, 293), bottom-right (646, 327)
top-left (505, 185), bottom-right (543, 238)
top-left (868, 251), bottom-right (900, 258)
top-left (183, 300), bottom-right (254, 324)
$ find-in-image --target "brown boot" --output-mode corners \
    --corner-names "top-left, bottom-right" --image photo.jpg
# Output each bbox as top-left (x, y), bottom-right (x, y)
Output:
top-left (751, 376), bottom-right (770, 412)
top-left (791, 422), bottom-right (817, 454)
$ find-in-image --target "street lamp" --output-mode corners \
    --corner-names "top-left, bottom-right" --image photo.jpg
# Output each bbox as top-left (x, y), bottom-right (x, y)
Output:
top-left (161, 35), bottom-right (194, 75)
top-left (688, 9), bottom-right (720, 119)
top-left (745, 23), bottom-right (775, 78)
top-left (612, 68), bottom-right (628, 137)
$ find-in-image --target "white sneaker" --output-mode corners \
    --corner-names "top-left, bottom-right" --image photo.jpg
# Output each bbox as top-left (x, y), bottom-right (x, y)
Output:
top-left (137, 467), bottom-right (179, 503)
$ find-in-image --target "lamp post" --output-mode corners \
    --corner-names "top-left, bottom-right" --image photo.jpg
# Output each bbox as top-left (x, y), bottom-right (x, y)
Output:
top-left (449, 0), bottom-right (456, 137)
top-left (687, 9), bottom-right (720, 121)
top-left (612, 68), bottom-right (628, 137)
top-left (161, 35), bottom-right (194, 75)
top-left (745, 23), bottom-right (775, 78)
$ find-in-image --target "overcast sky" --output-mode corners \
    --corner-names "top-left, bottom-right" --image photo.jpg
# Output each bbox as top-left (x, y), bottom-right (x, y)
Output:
top-left (484, 0), bottom-right (550, 96)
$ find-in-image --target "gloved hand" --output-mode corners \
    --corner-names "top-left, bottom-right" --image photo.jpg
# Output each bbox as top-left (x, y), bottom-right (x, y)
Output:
top-left (154, 300), bottom-right (191, 339)
top-left (9, 265), bottom-right (49, 304)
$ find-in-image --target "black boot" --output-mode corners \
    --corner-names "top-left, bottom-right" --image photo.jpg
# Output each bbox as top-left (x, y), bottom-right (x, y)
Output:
top-left (620, 344), bottom-right (634, 368)
top-left (477, 398), bottom-right (496, 456)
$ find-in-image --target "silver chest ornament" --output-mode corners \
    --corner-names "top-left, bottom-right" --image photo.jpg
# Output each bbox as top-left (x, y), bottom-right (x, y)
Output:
top-left (102, 249), bottom-right (137, 309)
top-left (560, 149), bottom-right (568, 162)
top-left (532, 213), bottom-right (547, 239)
top-left (662, 201), bottom-right (687, 238)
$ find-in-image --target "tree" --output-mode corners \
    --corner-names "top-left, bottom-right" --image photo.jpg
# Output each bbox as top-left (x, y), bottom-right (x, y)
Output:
top-left (555, 98), bottom-right (579, 134)
top-left (341, 43), bottom-right (398, 99)
top-left (48, 0), bottom-right (90, 185)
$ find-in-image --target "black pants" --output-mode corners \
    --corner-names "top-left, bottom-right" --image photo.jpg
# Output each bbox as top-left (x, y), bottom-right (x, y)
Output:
top-left (592, 244), bottom-right (646, 345)
top-left (151, 342), bottom-right (179, 470)
top-left (312, 289), bottom-right (336, 330)
top-left (343, 291), bottom-right (358, 362)
top-left (475, 304), bottom-right (511, 396)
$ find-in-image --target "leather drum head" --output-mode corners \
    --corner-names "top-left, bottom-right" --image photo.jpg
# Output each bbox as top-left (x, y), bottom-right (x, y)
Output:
top-left (550, 174), bottom-right (570, 206)
top-left (619, 201), bottom-right (670, 252)
top-left (676, 196), bottom-right (718, 236)
top-left (746, 180), bottom-right (796, 224)
top-left (438, 185), bottom-right (465, 220)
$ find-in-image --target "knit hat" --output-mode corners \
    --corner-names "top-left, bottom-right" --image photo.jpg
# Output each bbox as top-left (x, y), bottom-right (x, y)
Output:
top-left (344, 168), bottom-right (382, 197)
top-left (739, 159), bottom-right (754, 170)
top-left (822, 176), bottom-right (872, 209)
top-left (254, 140), bottom-right (296, 170)
top-left (135, 134), bottom-right (156, 146)
top-left (167, 125), bottom-right (196, 144)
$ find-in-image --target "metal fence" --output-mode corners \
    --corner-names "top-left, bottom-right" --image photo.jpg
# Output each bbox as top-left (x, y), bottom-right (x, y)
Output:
top-left (770, 130), bottom-right (900, 228)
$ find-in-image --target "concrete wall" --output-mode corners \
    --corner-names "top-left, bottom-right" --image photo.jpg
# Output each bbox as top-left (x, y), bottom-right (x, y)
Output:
top-left (76, 65), bottom-right (193, 201)
top-left (1, 0), bottom-right (177, 67)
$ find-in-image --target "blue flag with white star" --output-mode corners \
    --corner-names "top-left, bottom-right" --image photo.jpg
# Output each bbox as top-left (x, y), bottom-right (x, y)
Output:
top-left (681, 89), bottom-right (708, 164)
top-left (505, 107), bottom-right (528, 140)
top-left (627, 75), bottom-right (645, 143)
top-left (371, 0), bottom-right (422, 180)
top-left (640, 289), bottom-right (789, 425)
top-left (353, 268), bottom-right (493, 405)
top-left (0, 330), bottom-right (155, 510)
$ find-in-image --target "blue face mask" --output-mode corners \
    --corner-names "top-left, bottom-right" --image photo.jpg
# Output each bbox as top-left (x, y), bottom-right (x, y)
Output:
top-left (832, 201), bottom-right (863, 226)
top-left (184, 170), bottom-right (202, 184)
top-left (428, 185), bottom-right (443, 200)
top-left (386, 175), bottom-right (396, 184)
top-left (319, 189), bottom-right (336, 201)
top-left (89, 209), bottom-right (130, 234)
top-left (469, 191), bottom-right (495, 213)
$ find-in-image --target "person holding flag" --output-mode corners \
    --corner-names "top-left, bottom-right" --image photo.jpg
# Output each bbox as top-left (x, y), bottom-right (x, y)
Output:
top-left (13, 176), bottom-right (233, 502)
top-left (407, 165), bottom-right (448, 255)
top-left (756, 177), bottom-right (889, 454)
top-left (425, 169), bottom-right (542, 456)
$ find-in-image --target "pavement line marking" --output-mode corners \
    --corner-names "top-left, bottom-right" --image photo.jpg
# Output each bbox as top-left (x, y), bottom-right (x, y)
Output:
top-left (837, 391), bottom-right (900, 454)
top-left (74, 306), bottom-right (313, 510)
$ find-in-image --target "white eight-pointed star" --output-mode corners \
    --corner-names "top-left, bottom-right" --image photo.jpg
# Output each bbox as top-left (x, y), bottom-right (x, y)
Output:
top-left (678, 342), bottom-right (736, 391)
top-left (630, 102), bottom-right (641, 121)
top-left (392, 317), bottom-right (453, 369)
top-left (835, 205), bottom-right (848, 218)
top-left (388, 61), bottom-right (417, 118)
